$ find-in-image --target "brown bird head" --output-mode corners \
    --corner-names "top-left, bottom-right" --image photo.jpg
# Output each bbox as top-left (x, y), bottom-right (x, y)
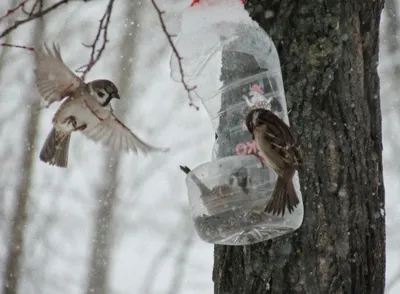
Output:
top-left (89, 79), bottom-right (120, 106)
top-left (246, 108), bottom-right (304, 167)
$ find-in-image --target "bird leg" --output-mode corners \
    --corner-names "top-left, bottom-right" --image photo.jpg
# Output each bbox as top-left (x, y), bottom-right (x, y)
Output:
top-left (63, 116), bottom-right (77, 128)
top-left (254, 154), bottom-right (266, 168)
top-left (75, 124), bottom-right (87, 131)
top-left (63, 116), bottom-right (87, 131)
top-left (243, 140), bottom-right (266, 168)
top-left (247, 149), bottom-right (266, 168)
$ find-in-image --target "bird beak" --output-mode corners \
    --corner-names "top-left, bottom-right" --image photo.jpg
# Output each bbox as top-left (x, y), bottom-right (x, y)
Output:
top-left (112, 93), bottom-right (120, 99)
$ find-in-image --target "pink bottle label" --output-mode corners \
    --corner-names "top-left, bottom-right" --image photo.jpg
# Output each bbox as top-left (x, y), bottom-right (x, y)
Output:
top-left (235, 140), bottom-right (257, 155)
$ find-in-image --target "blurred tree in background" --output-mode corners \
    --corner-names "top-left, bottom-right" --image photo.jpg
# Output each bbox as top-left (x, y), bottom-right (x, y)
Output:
top-left (381, 0), bottom-right (400, 292)
top-left (1, 0), bottom-right (399, 293)
top-left (0, 1), bottom-right (205, 294)
top-left (2, 1), bottom-right (43, 292)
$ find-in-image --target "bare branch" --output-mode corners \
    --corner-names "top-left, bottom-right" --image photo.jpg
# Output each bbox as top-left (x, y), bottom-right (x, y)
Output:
top-left (0, 42), bottom-right (34, 50)
top-left (0, 0), bottom-right (68, 39)
top-left (75, 0), bottom-right (115, 81)
top-left (27, 0), bottom-right (43, 17)
top-left (0, 0), bottom-right (30, 22)
top-left (1, 0), bottom-right (115, 79)
top-left (150, 0), bottom-right (199, 110)
top-left (0, 0), bottom-right (43, 21)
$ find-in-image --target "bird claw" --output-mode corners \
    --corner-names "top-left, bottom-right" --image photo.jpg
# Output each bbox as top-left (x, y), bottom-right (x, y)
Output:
top-left (75, 124), bottom-right (87, 131)
top-left (256, 155), bottom-right (266, 168)
top-left (248, 152), bottom-right (266, 168)
top-left (64, 116), bottom-right (78, 128)
top-left (63, 116), bottom-right (86, 131)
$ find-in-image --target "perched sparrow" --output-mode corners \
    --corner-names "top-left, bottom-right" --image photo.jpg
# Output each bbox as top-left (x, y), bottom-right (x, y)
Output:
top-left (35, 43), bottom-right (167, 167)
top-left (180, 165), bottom-right (249, 215)
top-left (245, 108), bottom-right (303, 216)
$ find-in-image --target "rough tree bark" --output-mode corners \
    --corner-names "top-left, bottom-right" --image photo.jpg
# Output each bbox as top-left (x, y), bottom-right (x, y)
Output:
top-left (213, 1), bottom-right (385, 294)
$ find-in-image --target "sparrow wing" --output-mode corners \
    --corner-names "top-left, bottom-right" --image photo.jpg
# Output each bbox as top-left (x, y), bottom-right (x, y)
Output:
top-left (258, 110), bottom-right (303, 166)
top-left (81, 113), bottom-right (169, 154)
top-left (35, 43), bottom-right (83, 106)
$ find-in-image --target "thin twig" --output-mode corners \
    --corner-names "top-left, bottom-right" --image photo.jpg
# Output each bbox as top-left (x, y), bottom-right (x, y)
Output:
top-left (0, 0), bottom-right (69, 39)
top-left (0, 42), bottom-right (34, 50)
top-left (0, 0), bottom-right (30, 22)
top-left (150, 0), bottom-right (199, 110)
top-left (0, 0), bottom-right (114, 79)
top-left (0, 0), bottom-right (41, 51)
top-left (0, 0), bottom-right (43, 20)
top-left (28, 0), bottom-right (43, 17)
top-left (75, 0), bottom-right (115, 81)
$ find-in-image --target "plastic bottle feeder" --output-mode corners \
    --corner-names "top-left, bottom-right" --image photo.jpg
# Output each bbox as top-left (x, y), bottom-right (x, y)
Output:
top-left (171, 0), bottom-right (303, 245)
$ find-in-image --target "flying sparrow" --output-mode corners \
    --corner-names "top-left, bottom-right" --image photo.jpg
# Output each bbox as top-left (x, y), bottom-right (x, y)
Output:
top-left (180, 165), bottom-right (249, 215)
top-left (245, 108), bottom-right (303, 216)
top-left (35, 43), bottom-right (168, 167)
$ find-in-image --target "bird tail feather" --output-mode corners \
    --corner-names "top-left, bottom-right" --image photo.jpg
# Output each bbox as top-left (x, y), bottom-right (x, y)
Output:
top-left (265, 176), bottom-right (299, 216)
top-left (39, 128), bottom-right (71, 168)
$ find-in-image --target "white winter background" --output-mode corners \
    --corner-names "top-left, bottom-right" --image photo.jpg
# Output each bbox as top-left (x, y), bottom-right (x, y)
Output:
top-left (0, 0), bottom-right (398, 293)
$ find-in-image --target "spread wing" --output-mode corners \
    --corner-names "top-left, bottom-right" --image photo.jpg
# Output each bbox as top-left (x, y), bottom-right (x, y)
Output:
top-left (81, 113), bottom-right (169, 154)
top-left (34, 43), bottom-right (83, 106)
top-left (259, 110), bottom-right (303, 166)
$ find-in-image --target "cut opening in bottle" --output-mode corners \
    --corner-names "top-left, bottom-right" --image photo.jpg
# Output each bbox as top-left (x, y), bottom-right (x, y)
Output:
top-left (186, 155), bottom-right (303, 245)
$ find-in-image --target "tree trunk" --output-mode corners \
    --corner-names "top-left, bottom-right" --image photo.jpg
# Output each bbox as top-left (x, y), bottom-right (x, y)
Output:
top-left (2, 12), bottom-right (43, 294)
top-left (3, 109), bottom-right (40, 294)
top-left (213, 1), bottom-right (385, 294)
top-left (85, 2), bottom-right (140, 294)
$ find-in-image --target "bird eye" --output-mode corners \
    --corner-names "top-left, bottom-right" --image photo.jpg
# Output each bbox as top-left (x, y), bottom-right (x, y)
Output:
top-left (97, 91), bottom-right (105, 98)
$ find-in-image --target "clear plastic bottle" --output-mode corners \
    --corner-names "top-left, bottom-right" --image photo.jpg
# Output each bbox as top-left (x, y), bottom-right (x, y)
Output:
top-left (171, 0), bottom-right (303, 245)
